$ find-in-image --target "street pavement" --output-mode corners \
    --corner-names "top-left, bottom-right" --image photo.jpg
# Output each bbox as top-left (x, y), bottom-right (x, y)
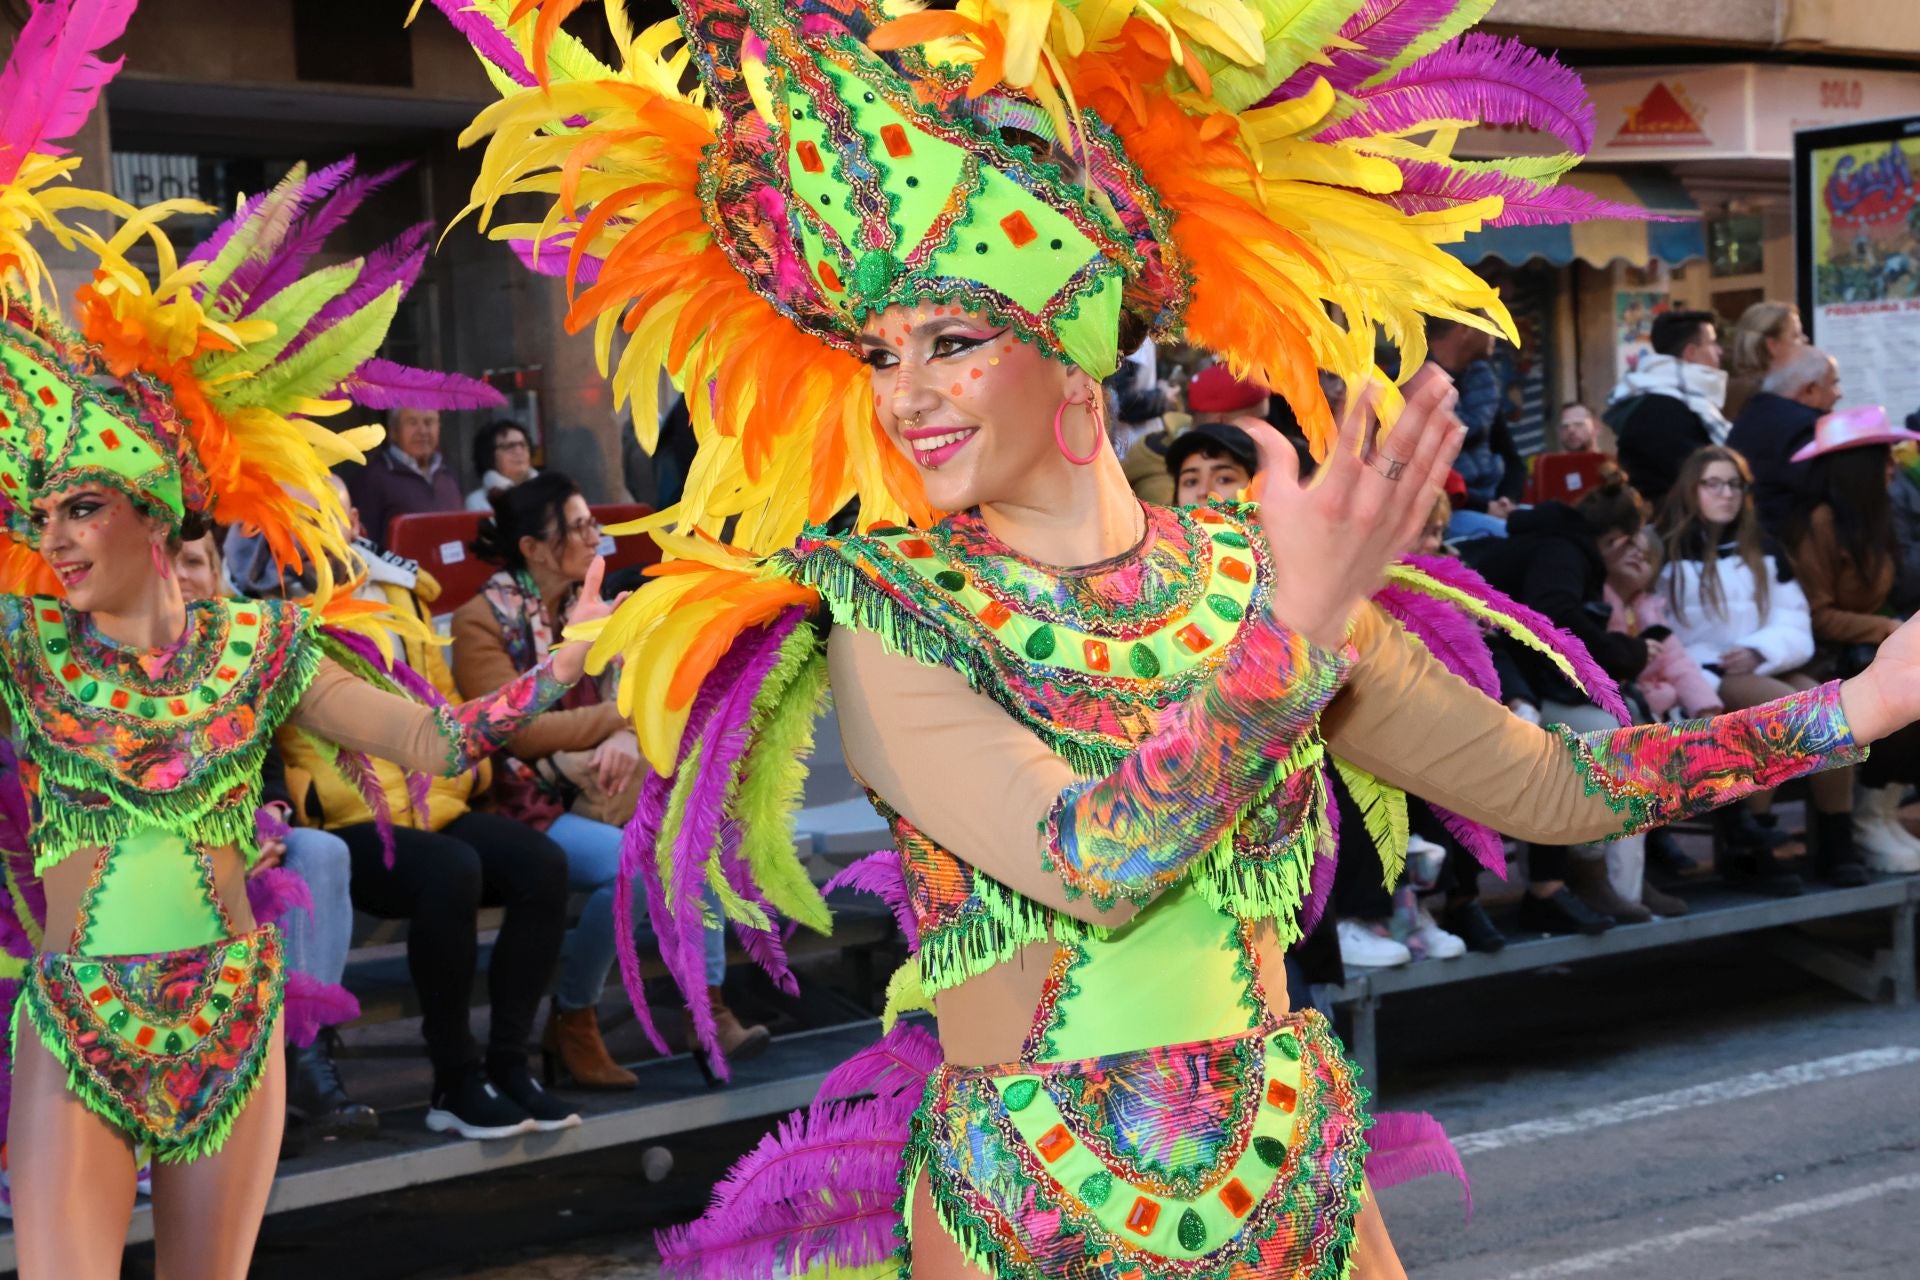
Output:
top-left (231, 935), bottom-right (1920, 1279)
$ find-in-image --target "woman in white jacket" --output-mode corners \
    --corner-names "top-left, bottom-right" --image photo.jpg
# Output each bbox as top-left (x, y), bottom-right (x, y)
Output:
top-left (1657, 445), bottom-right (1884, 876)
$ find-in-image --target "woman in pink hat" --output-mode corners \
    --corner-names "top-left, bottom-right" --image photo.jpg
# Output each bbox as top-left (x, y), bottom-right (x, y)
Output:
top-left (1789, 406), bottom-right (1920, 877)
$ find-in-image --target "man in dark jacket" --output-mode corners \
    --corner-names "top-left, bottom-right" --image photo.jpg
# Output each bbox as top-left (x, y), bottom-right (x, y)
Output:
top-left (1726, 346), bottom-right (1839, 540)
top-left (347, 405), bottom-right (465, 549)
top-left (1606, 309), bottom-right (1729, 508)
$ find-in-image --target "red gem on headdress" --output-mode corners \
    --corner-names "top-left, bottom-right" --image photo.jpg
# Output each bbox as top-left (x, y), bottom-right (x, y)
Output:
top-left (818, 261), bottom-right (845, 293)
top-left (795, 140), bottom-right (824, 174)
top-left (216, 666), bottom-right (237, 682)
top-left (1, 473), bottom-right (15, 490)
top-left (1125, 1197), bottom-right (1160, 1235)
top-left (89, 985), bottom-right (113, 1006)
top-left (99, 428), bottom-right (120, 450)
top-left (135, 1025), bottom-right (156, 1048)
top-left (1083, 639), bottom-right (1110, 672)
top-left (36, 387), bottom-right (55, 407)
top-left (1035, 1124), bottom-right (1075, 1162)
top-left (221, 965), bottom-right (245, 984)
top-left (979, 600), bottom-right (1010, 630)
top-left (168, 698), bottom-right (188, 716)
top-left (190, 1015), bottom-right (212, 1037)
top-left (1218, 557), bottom-right (1251, 583)
top-left (1266, 1079), bottom-right (1298, 1112)
top-left (1176, 624), bottom-right (1212, 653)
top-left (236, 611), bottom-right (257, 626)
top-left (1219, 1178), bottom-right (1254, 1218)
top-left (880, 124), bottom-right (912, 158)
top-left (41, 608), bottom-right (60, 623)
top-left (1000, 212), bottom-right (1037, 248)
top-left (898, 539), bottom-right (933, 559)
top-left (110, 690), bottom-right (128, 709)
top-left (59, 663), bottom-right (79, 681)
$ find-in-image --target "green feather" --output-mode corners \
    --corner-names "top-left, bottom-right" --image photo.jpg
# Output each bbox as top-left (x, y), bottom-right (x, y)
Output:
top-left (225, 285), bottom-right (400, 409)
top-left (1332, 756), bottom-right (1408, 887)
top-left (1383, 563), bottom-right (1583, 686)
top-left (199, 164), bottom-right (310, 304)
top-left (196, 259), bottom-right (362, 384)
top-left (732, 636), bottom-right (834, 935)
top-left (1365, 0), bottom-right (1496, 86)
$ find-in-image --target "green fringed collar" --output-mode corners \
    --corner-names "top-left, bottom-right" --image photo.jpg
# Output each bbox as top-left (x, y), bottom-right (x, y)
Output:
top-left (0, 595), bottom-right (320, 871)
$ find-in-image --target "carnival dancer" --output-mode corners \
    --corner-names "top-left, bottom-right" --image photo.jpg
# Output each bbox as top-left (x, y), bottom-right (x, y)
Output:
top-left (0, 6), bottom-right (612, 1276)
top-left (434, 1), bottom-right (1920, 1276)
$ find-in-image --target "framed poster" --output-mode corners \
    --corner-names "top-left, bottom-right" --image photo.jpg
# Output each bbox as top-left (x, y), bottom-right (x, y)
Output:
top-left (1795, 114), bottom-right (1920, 422)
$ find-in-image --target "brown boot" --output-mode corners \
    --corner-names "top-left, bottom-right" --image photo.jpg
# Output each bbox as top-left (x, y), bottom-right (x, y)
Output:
top-left (541, 1004), bottom-right (638, 1090)
top-left (710, 987), bottom-right (771, 1063)
top-left (1567, 854), bottom-right (1652, 924)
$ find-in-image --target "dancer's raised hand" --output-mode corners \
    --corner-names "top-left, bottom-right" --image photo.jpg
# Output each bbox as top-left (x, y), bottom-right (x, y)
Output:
top-left (1842, 613), bottom-right (1920, 745)
top-left (553, 557), bottom-right (628, 684)
top-left (1240, 373), bottom-right (1465, 649)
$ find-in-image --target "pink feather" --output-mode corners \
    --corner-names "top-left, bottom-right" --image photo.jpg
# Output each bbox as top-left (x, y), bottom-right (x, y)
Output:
top-left (821, 849), bottom-right (919, 951)
top-left (1298, 765), bottom-right (1341, 934)
top-left (282, 972), bottom-right (362, 1048)
top-left (814, 1021), bottom-right (939, 1104)
top-left (511, 237), bottom-right (604, 285)
top-left (1366, 1110), bottom-right (1472, 1216)
top-left (325, 741), bottom-right (399, 868)
top-left (232, 160), bottom-right (409, 316)
top-left (342, 357), bottom-right (506, 411)
top-left (423, 0), bottom-right (537, 86)
top-left (0, 0), bottom-right (138, 185)
top-left (244, 865), bottom-right (313, 928)
top-left (1381, 159), bottom-right (1674, 227)
top-left (614, 798), bottom-right (674, 1059)
top-left (722, 832), bottom-right (799, 997)
top-left (1430, 803), bottom-right (1507, 878)
top-left (1375, 573), bottom-right (1500, 697)
top-left (280, 223), bottom-right (431, 360)
top-left (1316, 34), bottom-right (1594, 155)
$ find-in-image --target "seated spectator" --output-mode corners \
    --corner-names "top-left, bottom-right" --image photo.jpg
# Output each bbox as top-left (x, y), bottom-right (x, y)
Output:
top-left (1607, 309), bottom-right (1730, 509)
top-left (467, 419), bottom-right (540, 511)
top-left (347, 405), bottom-right (463, 549)
top-left (1724, 299), bottom-right (1808, 422)
top-left (1423, 316), bottom-right (1519, 517)
top-left (1605, 531), bottom-right (1723, 721)
top-left (1893, 435), bottom-right (1920, 616)
top-left (1789, 407), bottom-right (1920, 879)
top-left (267, 478), bottom-right (580, 1140)
top-left (1470, 483), bottom-right (1657, 933)
top-left (176, 534), bottom-right (375, 1137)
top-left (452, 475), bottom-right (770, 1078)
top-left (1166, 420), bottom-right (1257, 506)
top-left (1527, 401), bottom-right (1611, 506)
top-left (1726, 345), bottom-right (1839, 540)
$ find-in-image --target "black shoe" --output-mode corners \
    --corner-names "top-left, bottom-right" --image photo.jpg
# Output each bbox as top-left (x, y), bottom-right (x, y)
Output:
top-left (1815, 812), bottom-right (1871, 887)
top-left (1645, 827), bottom-right (1699, 876)
top-left (1713, 804), bottom-right (1786, 857)
top-left (486, 1054), bottom-right (582, 1132)
top-left (287, 1031), bottom-right (379, 1136)
top-left (1517, 887), bottom-right (1612, 936)
top-left (1442, 900), bottom-right (1507, 953)
top-left (426, 1066), bottom-right (536, 1141)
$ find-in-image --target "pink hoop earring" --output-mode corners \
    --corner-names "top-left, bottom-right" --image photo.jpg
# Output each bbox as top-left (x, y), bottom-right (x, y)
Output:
top-left (151, 539), bottom-right (171, 580)
top-left (1053, 396), bottom-right (1103, 467)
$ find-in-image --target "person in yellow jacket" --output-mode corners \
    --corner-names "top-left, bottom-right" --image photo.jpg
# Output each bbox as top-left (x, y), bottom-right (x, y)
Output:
top-left (254, 479), bottom-right (580, 1141)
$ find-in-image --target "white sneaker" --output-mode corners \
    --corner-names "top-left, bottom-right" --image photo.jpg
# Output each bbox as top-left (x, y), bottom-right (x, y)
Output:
top-left (1410, 909), bottom-right (1467, 959)
top-left (1337, 919), bottom-right (1412, 968)
top-left (1856, 815), bottom-right (1920, 873)
top-left (1857, 786), bottom-right (1920, 866)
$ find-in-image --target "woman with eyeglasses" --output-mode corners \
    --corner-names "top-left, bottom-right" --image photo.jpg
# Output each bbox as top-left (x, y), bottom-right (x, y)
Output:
top-left (1657, 445), bottom-right (1846, 885)
top-left (466, 419), bottom-right (541, 512)
top-left (453, 474), bottom-right (769, 1088)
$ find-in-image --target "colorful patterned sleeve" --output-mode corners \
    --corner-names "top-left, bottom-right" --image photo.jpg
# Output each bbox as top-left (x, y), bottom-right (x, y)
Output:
top-left (1042, 613), bottom-right (1350, 909)
top-left (1559, 679), bottom-right (1865, 837)
top-left (428, 657), bottom-right (576, 775)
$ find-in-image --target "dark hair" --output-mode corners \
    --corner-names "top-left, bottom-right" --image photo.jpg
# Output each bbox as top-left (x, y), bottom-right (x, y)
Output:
top-left (1575, 476), bottom-right (1648, 542)
top-left (1792, 445), bottom-right (1893, 587)
top-left (472, 419), bottom-right (531, 479)
top-left (1651, 310), bottom-right (1716, 359)
top-left (471, 471), bottom-right (581, 572)
top-left (1658, 445), bottom-right (1770, 625)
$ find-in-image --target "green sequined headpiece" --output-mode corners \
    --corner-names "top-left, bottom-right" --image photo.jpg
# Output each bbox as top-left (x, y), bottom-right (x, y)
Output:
top-left (696, 0), bottom-right (1183, 378)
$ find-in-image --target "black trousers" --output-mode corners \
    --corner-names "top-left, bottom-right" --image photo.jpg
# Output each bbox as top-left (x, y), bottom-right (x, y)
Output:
top-left (338, 811), bottom-right (568, 1083)
top-left (1331, 778), bottom-right (1484, 922)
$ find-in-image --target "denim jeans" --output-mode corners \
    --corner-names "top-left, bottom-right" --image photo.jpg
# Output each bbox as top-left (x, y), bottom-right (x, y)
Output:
top-left (546, 813), bottom-right (728, 1010)
top-left (279, 827), bottom-right (354, 986)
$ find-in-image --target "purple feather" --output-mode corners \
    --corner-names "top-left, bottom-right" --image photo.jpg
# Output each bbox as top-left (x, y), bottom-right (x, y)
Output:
top-left (233, 161), bottom-right (411, 317)
top-left (511, 237), bottom-right (604, 285)
top-left (342, 357), bottom-right (506, 411)
top-left (283, 972), bottom-right (362, 1047)
top-left (1298, 765), bottom-right (1341, 934)
top-left (1402, 554), bottom-right (1630, 722)
top-left (322, 625), bottom-right (449, 707)
top-left (814, 1021), bottom-right (939, 1104)
top-left (1316, 34), bottom-right (1594, 154)
top-left (244, 865), bottom-right (312, 927)
top-left (1266, 0), bottom-right (1463, 101)
top-left (658, 1098), bottom-right (914, 1277)
top-left (279, 223), bottom-right (431, 361)
top-left (1379, 159), bottom-right (1674, 227)
top-left (821, 849), bottom-right (919, 951)
top-left (1375, 575), bottom-right (1500, 697)
top-left (722, 829), bottom-right (799, 996)
top-left (0, 740), bottom-right (33, 857)
top-left (614, 789), bottom-right (674, 1058)
top-left (327, 741), bottom-right (399, 868)
top-left (424, 0), bottom-right (537, 86)
top-left (1366, 1110), bottom-right (1472, 1215)
top-left (1431, 804), bottom-right (1507, 878)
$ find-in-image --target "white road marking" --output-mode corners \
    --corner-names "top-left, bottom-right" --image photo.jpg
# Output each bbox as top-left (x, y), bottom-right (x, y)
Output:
top-left (1450, 1046), bottom-right (1920, 1157)
top-left (1494, 1170), bottom-right (1920, 1279)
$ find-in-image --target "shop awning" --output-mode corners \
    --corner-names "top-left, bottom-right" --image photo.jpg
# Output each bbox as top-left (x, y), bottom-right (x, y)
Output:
top-left (1449, 168), bottom-right (1705, 268)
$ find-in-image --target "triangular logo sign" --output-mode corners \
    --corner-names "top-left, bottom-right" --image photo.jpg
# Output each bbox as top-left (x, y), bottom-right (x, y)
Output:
top-left (1612, 82), bottom-right (1711, 147)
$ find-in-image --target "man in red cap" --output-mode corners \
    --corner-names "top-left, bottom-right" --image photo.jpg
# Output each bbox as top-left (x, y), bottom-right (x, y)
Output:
top-left (1186, 364), bottom-right (1271, 424)
top-left (1159, 365), bottom-right (1272, 505)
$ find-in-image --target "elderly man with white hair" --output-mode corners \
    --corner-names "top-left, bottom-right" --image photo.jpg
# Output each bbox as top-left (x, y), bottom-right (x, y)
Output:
top-left (1727, 344), bottom-right (1841, 538)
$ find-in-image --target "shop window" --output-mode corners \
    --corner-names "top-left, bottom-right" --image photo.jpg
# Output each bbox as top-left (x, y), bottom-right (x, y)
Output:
top-left (293, 0), bottom-right (413, 86)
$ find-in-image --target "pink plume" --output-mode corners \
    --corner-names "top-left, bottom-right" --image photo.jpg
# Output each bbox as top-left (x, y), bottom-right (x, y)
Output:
top-left (722, 832), bottom-right (799, 997)
top-left (1401, 554), bottom-right (1630, 723)
top-left (280, 223), bottom-right (431, 360)
top-left (342, 357), bottom-right (506, 411)
top-left (283, 972), bottom-right (362, 1047)
top-left (1380, 160), bottom-right (1675, 227)
top-left (814, 1022), bottom-right (939, 1105)
top-left (0, 977), bottom-right (19, 1137)
top-left (326, 741), bottom-right (399, 867)
top-left (511, 237), bottom-right (603, 286)
top-left (614, 795), bottom-right (674, 1059)
top-left (0, 0), bottom-right (138, 185)
top-left (244, 865), bottom-right (313, 928)
top-left (1366, 1110), bottom-right (1472, 1216)
top-left (1316, 34), bottom-right (1594, 154)
top-left (1375, 572), bottom-right (1500, 697)
top-left (821, 849), bottom-right (919, 951)
top-left (1430, 804), bottom-right (1507, 878)
top-left (233, 160), bottom-right (410, 316)
top-left (424, 0), bottom-right (537, 86)
top-left (1298, 766), bottom-right (1341, 934)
